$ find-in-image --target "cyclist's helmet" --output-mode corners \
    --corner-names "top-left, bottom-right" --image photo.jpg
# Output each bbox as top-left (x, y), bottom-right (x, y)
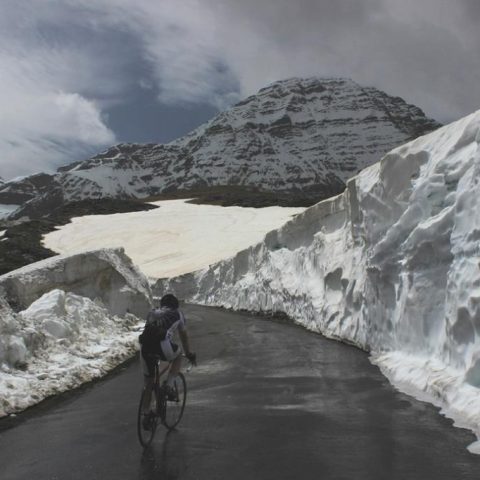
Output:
top-left (160, 293), bottom-right (179, 310)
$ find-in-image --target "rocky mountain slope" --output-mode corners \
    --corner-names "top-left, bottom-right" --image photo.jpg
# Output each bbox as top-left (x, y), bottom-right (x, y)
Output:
top-left (1, 77), bottom-right (441, 218)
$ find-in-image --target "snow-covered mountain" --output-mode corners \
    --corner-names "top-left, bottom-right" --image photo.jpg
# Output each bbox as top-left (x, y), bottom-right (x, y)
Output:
top-left (159, 109), bottom-right (480, 450)
top-left (0, 77), bottom-right (440, 219)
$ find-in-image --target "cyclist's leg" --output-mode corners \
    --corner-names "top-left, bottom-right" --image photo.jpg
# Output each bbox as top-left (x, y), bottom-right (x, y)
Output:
top-left (140, 350), bottom-right (156, 412)
top-left (142, 377), bottom-right (154, 411)
top-left (168, 355), bottom-right (182, 384)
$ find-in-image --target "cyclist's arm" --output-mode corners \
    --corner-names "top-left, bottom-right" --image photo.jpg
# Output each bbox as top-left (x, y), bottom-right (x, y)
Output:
top-left (179, 329), bottom-right (192, 356)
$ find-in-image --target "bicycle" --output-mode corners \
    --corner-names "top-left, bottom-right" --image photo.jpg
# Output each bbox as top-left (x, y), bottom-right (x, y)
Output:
top-left (137, 354), bottom-right (192, 447)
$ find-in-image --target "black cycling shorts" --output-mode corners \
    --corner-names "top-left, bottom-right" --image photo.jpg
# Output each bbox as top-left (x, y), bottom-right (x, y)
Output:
top-left (141, 341), bottom-right (180, 378)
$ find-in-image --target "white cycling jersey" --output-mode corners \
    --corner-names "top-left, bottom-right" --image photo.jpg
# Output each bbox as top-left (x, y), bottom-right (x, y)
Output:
top-left (164, 309), bottom-right (186, 341)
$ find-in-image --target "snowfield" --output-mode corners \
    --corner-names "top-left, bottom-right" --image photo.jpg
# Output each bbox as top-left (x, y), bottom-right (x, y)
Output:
top-left (43, 199), bottom-right (305, 278)
top-left (161, 109), bottom-right (480, 452)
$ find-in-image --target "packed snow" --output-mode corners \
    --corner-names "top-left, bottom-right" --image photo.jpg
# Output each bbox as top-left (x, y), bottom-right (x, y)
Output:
top-left (0, 290), bottom-right (143, 416)
top-left (161, 109), bottom-right (480, 452)
top-left (43, 199), bottom-right (305, 278)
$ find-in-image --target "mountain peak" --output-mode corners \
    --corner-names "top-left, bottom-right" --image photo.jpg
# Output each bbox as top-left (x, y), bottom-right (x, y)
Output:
top-left (1, 77), bottom-right (441, 218)
top-left (260, 76), bottom-right (356, 89)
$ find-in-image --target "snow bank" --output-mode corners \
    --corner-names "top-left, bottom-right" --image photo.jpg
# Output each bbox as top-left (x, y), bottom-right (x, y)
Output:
top-left (0, 248), bottom-right (152, 416)
top-left (0, 248), bottom-right (152, 317)
top-left (160, 110), bottom-right (480, 449)
top-left (0, 290), bottom-right (142, 416)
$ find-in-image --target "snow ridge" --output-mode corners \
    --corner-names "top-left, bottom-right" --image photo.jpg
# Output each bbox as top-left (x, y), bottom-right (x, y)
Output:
top-left (0, 77), bottom-right (440, 218)
top-left (159, 109), bottom-right (480, 450)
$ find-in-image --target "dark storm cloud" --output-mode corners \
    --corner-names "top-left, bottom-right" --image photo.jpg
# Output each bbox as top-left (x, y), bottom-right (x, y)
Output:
top-left (1, 0), bottom-right (480, 180)
top-left (461, 0), bottom-right (480, 21)
top-left (105, 82), bottom-right (217, 144)
top-left (203, 0), bottom-right (480, 122)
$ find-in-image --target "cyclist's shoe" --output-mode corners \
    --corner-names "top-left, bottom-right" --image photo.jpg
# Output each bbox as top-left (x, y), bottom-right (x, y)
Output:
top-left (142, 411), bottom-right (155, 431)
top-left (164, 384), bottom-right (178, 402)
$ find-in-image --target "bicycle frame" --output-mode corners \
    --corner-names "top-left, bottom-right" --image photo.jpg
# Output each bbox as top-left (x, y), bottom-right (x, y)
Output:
top-left (155, 361), bottom-right (171, 385)
top-left (154, 354), bottom-right (192, 386)
top-left (138, 355), bottom-right (191, 446)
top-left (152, 355), bottom-right (192, 417)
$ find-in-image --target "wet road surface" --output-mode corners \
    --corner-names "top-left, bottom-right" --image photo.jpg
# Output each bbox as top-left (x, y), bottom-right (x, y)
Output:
top-left (1, 304), bottom-right (480, 479)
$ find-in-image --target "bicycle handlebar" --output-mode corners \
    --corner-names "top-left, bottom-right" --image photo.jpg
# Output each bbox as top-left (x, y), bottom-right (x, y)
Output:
top-left (182, 353), bottom-right (196, 371)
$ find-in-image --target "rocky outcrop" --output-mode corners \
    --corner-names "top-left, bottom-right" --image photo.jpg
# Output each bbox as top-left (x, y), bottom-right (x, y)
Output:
top-left (0, 173), bottom-right (57, 206)
top-left (0, 248), bottom-right (152, 317)
top-left (2, 77), bottom-right (441, 218)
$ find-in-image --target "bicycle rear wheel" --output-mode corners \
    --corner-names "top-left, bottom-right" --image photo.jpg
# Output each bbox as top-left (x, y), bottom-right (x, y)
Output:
top-left (137, 388), bottom-right (159, 447)
top-left (163, 373), bottom-right (187, 430)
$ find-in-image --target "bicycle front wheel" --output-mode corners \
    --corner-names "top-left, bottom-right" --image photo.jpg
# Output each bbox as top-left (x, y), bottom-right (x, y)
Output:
top-left (137, 388), bottom-right (159, 447)
top-left (163, 373), bottom-right (187, 430)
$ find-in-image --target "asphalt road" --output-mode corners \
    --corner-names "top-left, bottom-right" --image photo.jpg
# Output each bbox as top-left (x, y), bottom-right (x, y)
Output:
top-left (1, 304), bottom-right (480, 480)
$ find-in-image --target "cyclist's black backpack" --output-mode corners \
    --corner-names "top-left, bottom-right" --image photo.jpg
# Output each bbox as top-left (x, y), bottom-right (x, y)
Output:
top-left (138, 310), bottom-right (167, 353)
top-left (139, 308), bottom-right (180, 352)
top-left (139, 320), bottom-right (167, 352)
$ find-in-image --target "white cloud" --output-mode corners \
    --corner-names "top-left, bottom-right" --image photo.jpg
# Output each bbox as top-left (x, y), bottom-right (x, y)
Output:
top-left (0, 46), bottom-right (116, 179)
top-left (0, 3), bottom-right (119, 180)
top-left (0, 89), bottom-right (114, 179)
top-left (0, 87), bottom-right (115, 179)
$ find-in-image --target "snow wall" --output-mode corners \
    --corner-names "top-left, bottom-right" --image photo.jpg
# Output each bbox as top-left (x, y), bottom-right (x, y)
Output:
top-left (0, 249), bottom-right (152, 416)
top-left (158, 110), bottom-right (480, 449)
top-left (0, 248), bottom-right (152, 317)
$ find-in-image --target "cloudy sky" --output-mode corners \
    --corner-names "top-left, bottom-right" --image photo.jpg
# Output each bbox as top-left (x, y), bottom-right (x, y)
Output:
top-left (1, 0), bottom-right (479, 181)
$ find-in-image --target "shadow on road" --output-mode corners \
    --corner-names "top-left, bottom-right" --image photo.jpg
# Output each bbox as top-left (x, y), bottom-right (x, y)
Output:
top-left (139, 430), bottom-right (187, 480)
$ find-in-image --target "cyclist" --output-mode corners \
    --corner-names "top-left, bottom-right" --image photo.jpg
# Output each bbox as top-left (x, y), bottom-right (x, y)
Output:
top-left (139, 293), bottom-right (196, 427)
